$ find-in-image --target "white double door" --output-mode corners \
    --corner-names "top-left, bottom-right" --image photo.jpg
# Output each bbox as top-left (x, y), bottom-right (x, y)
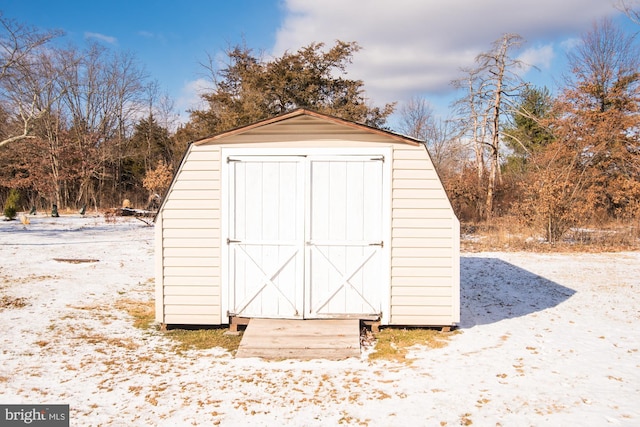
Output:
top-left (225, 151), bottom-right (389, 319)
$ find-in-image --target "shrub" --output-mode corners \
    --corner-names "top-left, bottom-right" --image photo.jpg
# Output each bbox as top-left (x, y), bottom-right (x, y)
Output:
top-left (143, 161), bottom-right (173, 196)
top-left (3, 189), bottom-right (20, 220)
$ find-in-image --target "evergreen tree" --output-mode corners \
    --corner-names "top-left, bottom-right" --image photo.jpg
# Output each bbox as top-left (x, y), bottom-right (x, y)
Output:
top-left (123, 115), bottom-right (174, 192)
top-left (502, 86), bottom-right (555, 173)
top-left (3, 188), bottom-right (20, 220)
top-left (189, 41), bottom-right (395, 136)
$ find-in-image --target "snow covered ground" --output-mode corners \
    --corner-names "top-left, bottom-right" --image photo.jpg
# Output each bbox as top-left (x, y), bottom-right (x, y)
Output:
top-left (0, 215), bottom-right (638, 426)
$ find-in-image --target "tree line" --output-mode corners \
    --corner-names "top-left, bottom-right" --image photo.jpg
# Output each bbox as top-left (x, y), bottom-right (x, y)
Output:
top-left (1, 10), bottom-right (639, 243)
top-left (399, 17), bottom-right (639, 242)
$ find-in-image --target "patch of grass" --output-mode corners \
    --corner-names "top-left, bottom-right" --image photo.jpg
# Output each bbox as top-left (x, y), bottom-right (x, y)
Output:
top-left (115, 299), bottom-right (155, 329)
top-left (460, 412), bottom-right (473, 425)
top-left (3, 274), bottom-right (60, 285)
top-left (461, 220), bottom-right (640, 252)
top-left (165, 327), bottom-right (242, 353)
top-left (368, 327), bottom-right (459, 363)
top-left (114, 298), bottom-right (241, 354)
top-left (0, 295), bottom-right (29, 309)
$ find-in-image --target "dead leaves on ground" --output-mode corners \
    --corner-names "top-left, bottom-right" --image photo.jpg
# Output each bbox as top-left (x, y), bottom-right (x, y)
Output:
top-left (0, 295), bottom-right (29, 309)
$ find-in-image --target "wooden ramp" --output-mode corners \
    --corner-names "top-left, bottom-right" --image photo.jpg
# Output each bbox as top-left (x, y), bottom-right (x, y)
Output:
top-left (235, 318), bottom-right (361, 360)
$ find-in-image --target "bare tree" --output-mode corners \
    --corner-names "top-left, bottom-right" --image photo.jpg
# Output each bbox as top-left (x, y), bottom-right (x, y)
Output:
top-left (453, 33), bottom-right (528, 218)
top-left (452, 67), bottom-right (490, 181)
top-left (476, 34), bottom-right (527, 216)
top-left (617, 0), bottom-right (640, 24)
top-left (398, 96), bottom-right (466, 177)
top-left (58, 44), bottom-right (147, 207)
top-left (427, 116), bottom-right (468, 178)
top-left (564, 17), bottom-right (640, 112)
top-left (29, 47), bottom-right (79, 208)
top-left (397, 96), bottom-right (434, 140)
top-left (0, 13), bottom-right (62, 147)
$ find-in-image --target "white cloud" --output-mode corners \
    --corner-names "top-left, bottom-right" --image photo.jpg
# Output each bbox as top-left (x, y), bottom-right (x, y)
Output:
top-left (518, 44), bottom-right (555, 71)
top-left (84, 32), bottom-right (117, 45)
top-left (273, 0), bottom-right (621, 112)
top-left (137, 30), bottom-right (167, 43)
top-left (560, 37), bottom-right (582, 52)
top-left (138, 30), bottom-right (155, 39)
top-left (177, 78), bottom-right (214, 114)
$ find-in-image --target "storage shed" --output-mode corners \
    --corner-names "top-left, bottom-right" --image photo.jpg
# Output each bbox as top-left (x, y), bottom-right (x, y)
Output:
top-left (155, 109), bottom-right (460, 328)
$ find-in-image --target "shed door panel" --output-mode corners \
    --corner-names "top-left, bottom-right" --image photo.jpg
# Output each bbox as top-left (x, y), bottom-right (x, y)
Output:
top-left (228, 157), bottom-right (305, 318)
top-left (227, 154), bottom-right (386, 320)
top-left (306, 157), bottom-right (384, 317)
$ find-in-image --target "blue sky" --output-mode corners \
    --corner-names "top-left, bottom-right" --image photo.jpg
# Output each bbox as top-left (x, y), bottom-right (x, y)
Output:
top-left (2, 0), bottom-right (636, 130)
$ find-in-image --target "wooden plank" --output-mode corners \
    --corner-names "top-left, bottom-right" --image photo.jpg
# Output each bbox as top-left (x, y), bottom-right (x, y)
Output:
top-left (389, 314), bottom-right (454, 326)
top-left (171, 180), bottom-right (216, 191)
top-left (393, 159), bottom-right (437, 172)
top-left (391, 305), bottom-right (453, 316)
top-left (162, 238), bottom-right (218, 249)
top-left (164, 304), bottom-right (219, 315)
top-left (175, 170), bottom-right (218, 181)
top-left (391, 266), bottom-right (452, 277)
top-left (391, 276), bottom-right (454, 286)
top-left (392, 208), bottom-right (453, 221)
top-left (391, 285), bottom-right (452, 297)
top-left (391, 295), bottom-right (452, 306)
top-left (393, 169), bottom-right (439, 180)
top-left (164, 313), bottom-right (220, 324)
top-left (180, 160), bottom-right (219, 171)
top-left (163, 247), bottom-right (219, 258)
top-left (163, 218), bottom-right (220, 229)
top-left (392, 247), bottom-right (453, 257)
top-left (236, 318), bottom-right (360, 360)
top-left (164, 276), bottom-right (218, 286)
top-left (392, 236), bottom-right (452, 248)
top-left (165, 189), bottom-right (220, 200)
top-left (391, 256), bottom-right (452, 267)
top-left (164, 295), bottom-right (219, 305)
top-left (163, 199), bottom-right (218, 210)
top-left (393, 199), bottom-right (452, 210)
top-left (161, 209), bottom-right (220, 220)
top-left (163, 285), bottom-right (219, 296)
top-left (391, 229), bottom-right (452, 240)
top-left (163, 266), bottom-right (220, 277)
top-left (392, 224), bottom-right (453, 236)
top-left (162, 229), bottom-right (218, 240)
top-left (163, 256), bottom-right (219, 268)
top-left (393, 188), bottom-right (445, 199)
top-left (392, 178), bottom-right (440, 189)
top-left (184, 149), bottom-right (221, 162)
top-left (392, 147), bottom-right (429, 160)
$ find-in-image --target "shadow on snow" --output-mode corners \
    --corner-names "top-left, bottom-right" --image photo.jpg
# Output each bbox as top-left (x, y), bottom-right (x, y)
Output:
top-left (460, 256), bottom-right (576, 329)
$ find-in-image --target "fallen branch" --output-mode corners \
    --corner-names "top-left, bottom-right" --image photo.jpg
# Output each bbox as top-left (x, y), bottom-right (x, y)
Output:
top-left (135, 216), bottom-right (154, 226)
top-left (53, 258), bottom-right (99, 264)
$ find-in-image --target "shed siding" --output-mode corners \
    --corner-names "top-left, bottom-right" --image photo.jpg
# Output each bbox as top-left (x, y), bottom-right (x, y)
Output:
top-left (159, 144), bottom-right (223, 324)
top-left (390, 146), bottom-right (459, 325)
top-left (157, 113), bottom-right (460, 327)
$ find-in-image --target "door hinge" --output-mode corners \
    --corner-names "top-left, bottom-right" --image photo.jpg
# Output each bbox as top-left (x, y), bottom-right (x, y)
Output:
top-left (227, 238), bottom-right (241, 244)
top-left (369, 241), bottom-right (384, 247)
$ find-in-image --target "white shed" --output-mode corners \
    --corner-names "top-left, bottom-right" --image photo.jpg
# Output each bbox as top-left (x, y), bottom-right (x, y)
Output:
top-left (155, 109), bottom-right (460, 328)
